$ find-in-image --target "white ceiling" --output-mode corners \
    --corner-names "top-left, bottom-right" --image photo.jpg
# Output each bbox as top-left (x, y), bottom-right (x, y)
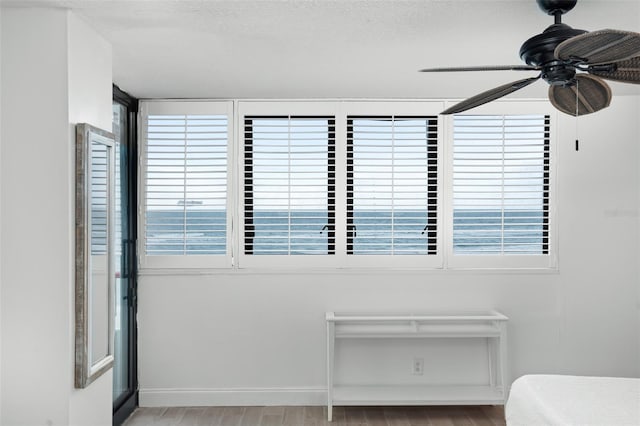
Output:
top-left (3, 0), bottom-right (640, 100)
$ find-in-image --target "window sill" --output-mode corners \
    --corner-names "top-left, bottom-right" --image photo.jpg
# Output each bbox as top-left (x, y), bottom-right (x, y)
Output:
top-left (137, 265), bottom-right (559, 277)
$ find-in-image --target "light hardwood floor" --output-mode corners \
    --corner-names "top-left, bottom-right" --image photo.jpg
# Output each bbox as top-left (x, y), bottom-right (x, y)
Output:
top-left (123, 405), bottom-right (506, 426)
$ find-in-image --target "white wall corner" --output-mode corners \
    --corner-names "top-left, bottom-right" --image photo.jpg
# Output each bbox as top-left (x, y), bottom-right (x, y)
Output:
top-left (0, 5), bottom-right (3, 423)
top-left (66, 9), bottom-right (113, 426)
top-left (67, 10), bottom-right (112, 130)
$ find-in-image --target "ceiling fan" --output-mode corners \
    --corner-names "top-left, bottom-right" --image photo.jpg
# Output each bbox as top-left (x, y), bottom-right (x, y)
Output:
top-left (420, 0), bottom-right (640, 116)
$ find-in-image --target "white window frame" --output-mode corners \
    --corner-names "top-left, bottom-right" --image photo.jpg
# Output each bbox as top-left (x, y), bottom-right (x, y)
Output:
top-left (137, 99), bottom-right (557, 271)
top-left (139, 100), bottom-right (234, 270)
top-left (237, 101), bottom-right (445, 269)
top-left (237, 101), bottom-right (339, 268)
top-left (340, 101), bottom-right (444, 269)
top-left (443, 100), bottom-right (558, 270)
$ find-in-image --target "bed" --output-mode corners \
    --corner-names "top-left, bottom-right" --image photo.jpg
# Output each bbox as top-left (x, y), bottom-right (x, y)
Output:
top-left (506, 374), bottom-right (640, 426)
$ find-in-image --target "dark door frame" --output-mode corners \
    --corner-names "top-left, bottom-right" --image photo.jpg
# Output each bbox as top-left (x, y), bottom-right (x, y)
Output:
top-left (112, 84), bottom-right (139, 426)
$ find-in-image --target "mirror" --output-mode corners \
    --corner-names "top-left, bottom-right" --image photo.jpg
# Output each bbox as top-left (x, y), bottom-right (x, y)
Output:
top-left (75, 123), bottom-right (115, 388)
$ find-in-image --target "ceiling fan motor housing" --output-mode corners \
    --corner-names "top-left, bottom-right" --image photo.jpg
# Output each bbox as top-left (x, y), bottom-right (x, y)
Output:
top-left (520, 23), bottom-right (587, 85)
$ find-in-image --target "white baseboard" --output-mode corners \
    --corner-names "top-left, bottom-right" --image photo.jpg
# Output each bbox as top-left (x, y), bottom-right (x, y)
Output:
top-left (139, 387), bottom-right (327, 407)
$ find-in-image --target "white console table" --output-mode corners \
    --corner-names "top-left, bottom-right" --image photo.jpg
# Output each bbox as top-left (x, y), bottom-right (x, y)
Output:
top-left (325, 311), bottom-right (508, 421)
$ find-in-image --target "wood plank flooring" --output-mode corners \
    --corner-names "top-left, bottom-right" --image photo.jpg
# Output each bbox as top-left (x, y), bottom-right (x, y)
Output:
top-left (123, 405), bottom-right (506, 426)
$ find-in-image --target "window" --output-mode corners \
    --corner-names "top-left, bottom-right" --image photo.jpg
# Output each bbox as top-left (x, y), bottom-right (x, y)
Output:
top-left (140, 101), bottom-right (232, 269)
top-left (140, 100), bottom-right (555, 270)
top-left (448, 112), bottom-right (553, 268)
top-left (145, 115), bottom-right (227, 255)
top-left (243, 116), bottom-right (336, 256)
top-left (346, 116), bottom-right (438, 255)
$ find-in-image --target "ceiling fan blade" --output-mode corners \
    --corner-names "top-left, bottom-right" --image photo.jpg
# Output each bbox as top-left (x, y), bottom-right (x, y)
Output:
top-left (555, 29), bottom-right (640, 65)
top-left (420, 65), bottom-right (540, 72)
top-left (441, 76), bottom-right (541, 115)
top-left (548, 75), bottom-right (612, 116)
top-left (589, 56), bottom-right (640, 84)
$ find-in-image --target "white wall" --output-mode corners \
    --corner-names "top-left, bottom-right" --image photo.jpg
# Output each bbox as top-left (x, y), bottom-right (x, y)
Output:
top-left (637, 95), bottom-right (640, 366)
top-left (555, 97), bottom-right (640, 375)
top-left (0, 8), bottom-right (112, 426)
top-left (0, 6), bottom-right (3, 422)
top-left (67, 11), bottom-right (113, 426)
top-left (1, 9), bottom-right (73, 424)
top-left (138, 96), bottom-right (640, 406)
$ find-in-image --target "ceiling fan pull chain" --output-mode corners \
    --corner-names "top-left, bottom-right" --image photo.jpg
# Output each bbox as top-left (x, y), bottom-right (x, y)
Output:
top-left (575, 78), bottom-right (579, 151)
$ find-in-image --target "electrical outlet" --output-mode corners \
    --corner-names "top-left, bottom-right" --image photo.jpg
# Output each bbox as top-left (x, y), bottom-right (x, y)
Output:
top-left (412, 357), bottom-right (424, 375)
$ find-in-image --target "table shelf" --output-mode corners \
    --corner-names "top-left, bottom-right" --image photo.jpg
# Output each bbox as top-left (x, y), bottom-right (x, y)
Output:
top-left (335, 323), bottom-right (502, 339)
top-left (333, 384), bottom-right (505, 406)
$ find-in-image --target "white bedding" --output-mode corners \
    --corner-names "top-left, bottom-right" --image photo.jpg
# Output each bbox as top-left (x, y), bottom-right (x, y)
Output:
top-left (506, 374), bottom-right (640, 426)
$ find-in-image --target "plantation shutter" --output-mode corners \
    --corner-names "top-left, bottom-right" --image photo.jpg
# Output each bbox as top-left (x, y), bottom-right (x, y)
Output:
top-left (91, 143), bottom-right (108, 255)
top-left (144, 114), bottom-right (228, 255)
top-left (244, 116), bottom-right (335, 255)
top-left (452, 115), bottom-right (550, 255)
top-left (346, 116), bottom-right (438, 255)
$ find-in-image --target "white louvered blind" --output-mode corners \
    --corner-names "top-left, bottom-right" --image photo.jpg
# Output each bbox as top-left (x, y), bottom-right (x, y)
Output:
top-left (144, 114), bottom-right (228, 255)
top-left (91, 142), bottom-right (109, 255)
top-left (347, 116), bottom-right (438, 255)
top-left (112, 105), bottom-right (123, 271)
top-left (243, 116), bottom-right (335, 255)
top-left (452, 115), bottom-right (550, 255)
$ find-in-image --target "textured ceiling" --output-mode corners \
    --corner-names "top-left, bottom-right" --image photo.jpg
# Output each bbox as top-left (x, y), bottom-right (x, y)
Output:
top-left (3, 0), bottom-right (640, 100)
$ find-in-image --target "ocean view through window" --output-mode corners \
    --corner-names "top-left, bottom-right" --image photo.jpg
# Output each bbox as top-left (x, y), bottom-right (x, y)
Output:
top-left (347, 116), bottom-right (438, 255)
top-left (144, 113), bottom-right (228, 255)
top-left (139, 100), bottom-right (554, 269)
top-left (243, 116), bottom-right (336, 255)
top-left (452, 115), bottom-right (550, 255)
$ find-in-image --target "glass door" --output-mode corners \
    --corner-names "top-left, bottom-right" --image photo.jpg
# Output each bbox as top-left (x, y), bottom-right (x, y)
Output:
top-left (112, 86), bottom-right (138, 425)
